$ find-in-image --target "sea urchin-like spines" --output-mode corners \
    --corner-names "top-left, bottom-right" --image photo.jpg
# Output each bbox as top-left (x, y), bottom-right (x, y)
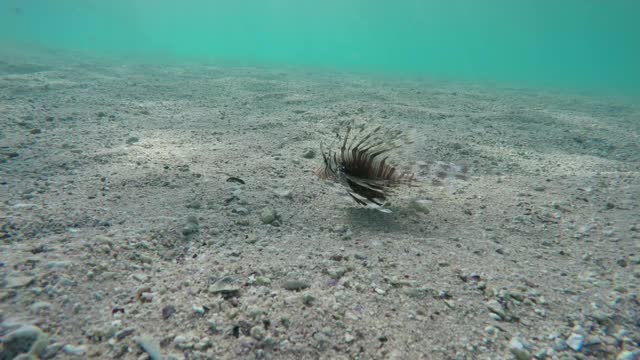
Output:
top-left (316, 121), bottom-right (415, 211)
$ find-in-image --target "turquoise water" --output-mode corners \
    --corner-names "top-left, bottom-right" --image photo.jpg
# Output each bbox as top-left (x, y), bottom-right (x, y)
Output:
top-left (1, 0), bottom-right (639, 96)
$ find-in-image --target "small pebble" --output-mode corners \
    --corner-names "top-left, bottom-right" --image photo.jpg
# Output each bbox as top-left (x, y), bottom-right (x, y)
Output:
top-left (42, 343), bottom-right (64, 359)
top-left (509, 337), bottom-right (531, 360)
top-left (302, 293), bottom-right (316, 305)
top-left (208, 277), bottom-right (241, 297)
top-left (182, 222), bottom-right (199, 236)
top-left (62, 344), bottom-right (87, 356)
top-left (326, 266), bottom-right (347, 280)
top-left (207, 319), bottom-right (218, 332)
top-left (283, 280), bottom-right (310, 291)
top-left (135, 335), bottom-right (162, 360)
top-left (566, 333), bottom-right (584, 351)
top-left (486, 299), bottom-right (506, 320)
top-left (5, 275), bottom-right (35, 288)
top-left (484, 326), bottom-right (497, 335)
top-left (250, 326), bottom-right (266, 340)
top-left (260, 208), bottom-right (278, 225)
top-left (115, 327), bottom-right (135, 340)
top-left (302, 149), bottom-right (316, 159)
top-left (192, 304), bottom-right (205, 315)
top-left (162, 305), bottom-right (176, 320)
top-left (30, 301), bottom-right (52, 313)
top-left (274, 188), bottom-right (293, 199)
top-left (1, 325), bottom-right (48, 358)
top-left (133, 274), bottom-right (148, 282)
top-left (256, 276), bottom-right (271, 285)
top-left (617, 350), bottom-right (640, 360)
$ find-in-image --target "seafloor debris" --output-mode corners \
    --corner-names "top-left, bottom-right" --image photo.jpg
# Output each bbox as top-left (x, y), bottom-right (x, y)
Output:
top-left (226, 176), bottom-right (246, 185)
top-left (315, 121), bottom-right (417, 213)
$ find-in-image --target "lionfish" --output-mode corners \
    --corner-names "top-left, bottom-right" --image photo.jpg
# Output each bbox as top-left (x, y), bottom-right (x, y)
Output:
top-left (315, 121), bottom-right (417, 213)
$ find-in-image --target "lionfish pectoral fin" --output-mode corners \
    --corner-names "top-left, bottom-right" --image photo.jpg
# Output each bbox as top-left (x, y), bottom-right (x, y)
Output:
top-left (370, 197), bottom-right (386, 206)
top-left (347, 191), bottom-right (369, 206)
top-left (344, 174), bottom-right (385, 191)
top-left (347, 190), bottom-right (388, 208)
top-left (343, 173), bottom-right (403, 189)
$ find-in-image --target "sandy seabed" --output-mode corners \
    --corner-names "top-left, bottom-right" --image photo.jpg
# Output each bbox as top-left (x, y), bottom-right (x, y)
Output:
top-left (1, 48), bottom-right (639, 359)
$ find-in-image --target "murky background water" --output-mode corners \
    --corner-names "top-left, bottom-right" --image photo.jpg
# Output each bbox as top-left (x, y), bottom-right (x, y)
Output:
top-left (1, 0), bottom-right (639, 97)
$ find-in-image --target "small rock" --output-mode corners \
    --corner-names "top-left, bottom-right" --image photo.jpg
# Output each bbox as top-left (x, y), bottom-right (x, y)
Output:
top-left (41, 342), bottom-right (64, 359)
top-left (302, 149), bottom-right (316, 159)
top-left (135, 335), bottom-right (162, 360)
top-left (208, 277), bottom-right (241, 297)
top-left (187, 215), bottom-right (198, 224)
top-left (614, 329), bottom-right (630, 342)
top-left (326, 266), bottom-right (347, 280)
top-left (173, 335), bottom-right (194, 350)
top-left (207, 319), bottom-right (218, 333)
top-left (534, 349), bottom-right (548, 359)
top-left (617, 350), bottom-right (640, 360)
top-left (509, 290), bottom-right (525, 302)
top-left (354, 253), bottom-right (367, 261)
top-left (46, 261), bottom-right (71, 269)
top-left (509, 337), bottom-right (532, 360)
top-left (186, 200), bottom-right (202, 209)
top-left (302, 293), bottom-right (316, 306)
top-left (162, 305), bottom-right (176, 320)
top-left (182, 222), bottom-right (199, 236)
top-left (0, 325), bottom-right (48, 358)
top-left (617, 258), bottom-right (628, 267)
top-left (126, 136), bottom-right (139, 144)
top-left (29, 301), bottom-right (52, 313)
top-left (274, 189), bottom-right (293, 199)
top-left (115, 327), bottom-right (135, 340)
top-left (402, 287), bottom-right (433, 299)
top-left (486, 299), bottom-right (506, 320)
top-left (232, 206), bottom-right (249, 215)
top-left (260, 208), bottom-right (278, 225)
top-left (553, 339), bottom-right (568, 351)
top-left (566, 333), bottom-right (584, 351)
top-left (140, 292), bottom-right (154, 303)
top-left (408, 198), bottom-right (431, 213)
top-left (389, 279), bottom-right (416, 288)
top-left (590, 310), bottom-right (611, 325)
top-left (62, 344), bottom-right (86, 356)
top-left (250, 326), bottom-right (266, 340)
top-left (283, 280), bottom-right (310, 291)
top-left (192, 304), bottom-right (205, 315)
top-left (344, 333), bottom-right (355, 343)
top-left (133, 274), bottom-right (148, 282)
top-left (255, 276), bottom-right (271, 285)
top-left (194, 339), bottom-right (212, 351)
top-left (139, 254), bottom-right (153, 264)
top-left (5, 275), bottom-right (35, 288)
